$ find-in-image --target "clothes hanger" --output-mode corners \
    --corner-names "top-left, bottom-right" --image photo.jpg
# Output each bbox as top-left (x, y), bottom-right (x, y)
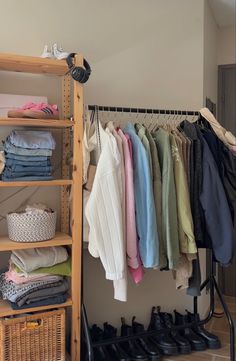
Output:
top-left (151, 110), bottom-right (161, 132)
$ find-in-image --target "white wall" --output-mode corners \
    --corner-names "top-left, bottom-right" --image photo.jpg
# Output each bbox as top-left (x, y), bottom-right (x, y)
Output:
top-left (0, 0), bottom-right (211, 328)
top-left (218, 26), bottom-right (236, 65)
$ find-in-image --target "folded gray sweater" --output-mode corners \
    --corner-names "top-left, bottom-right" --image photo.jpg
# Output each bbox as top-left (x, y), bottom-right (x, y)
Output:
top-left (11, 247), bottom-right (68, 273)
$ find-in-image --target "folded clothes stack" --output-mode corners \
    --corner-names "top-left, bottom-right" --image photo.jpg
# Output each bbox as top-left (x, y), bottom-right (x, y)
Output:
top-left (0, 246), bottom-right (71, 310)
top-left (1, 130), bottom-right (56, 181)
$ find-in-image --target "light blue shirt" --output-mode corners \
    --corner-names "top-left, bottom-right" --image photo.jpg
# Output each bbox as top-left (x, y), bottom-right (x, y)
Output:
top-left (123, 122), bottom-right (159, 268)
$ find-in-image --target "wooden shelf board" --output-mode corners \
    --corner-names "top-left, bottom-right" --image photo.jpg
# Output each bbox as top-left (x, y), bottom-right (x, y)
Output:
top-left (0, 118), bottom-right (74, 128)
top-left (0, 53), bottom-right (68, 75)
top-left (0, 179), bottom-right (72, 187)
top-left (0, 232), bottom-right (72, 251)
top-left (0, 298), bottom-right (72, 317)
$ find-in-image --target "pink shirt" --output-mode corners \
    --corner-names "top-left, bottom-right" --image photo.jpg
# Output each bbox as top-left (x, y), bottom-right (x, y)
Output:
top-left (118, 129), bottom-right (144, 284)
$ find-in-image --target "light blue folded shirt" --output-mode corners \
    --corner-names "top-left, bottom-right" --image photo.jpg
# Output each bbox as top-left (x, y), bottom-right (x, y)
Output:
top-left (9, 130), bottom-right (56, 150)
top-left (123, 122), bottom-right (159, 268)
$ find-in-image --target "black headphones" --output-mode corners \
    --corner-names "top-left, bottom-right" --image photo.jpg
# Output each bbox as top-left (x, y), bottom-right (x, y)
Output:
top-left (66, 53), bottom-right (91, 84)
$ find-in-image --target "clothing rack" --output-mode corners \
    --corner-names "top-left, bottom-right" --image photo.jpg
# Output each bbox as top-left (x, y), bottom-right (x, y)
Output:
top-left (88, 104), bottom-right (199, 116)
top-left (82, 105), bottom-right (235, 361)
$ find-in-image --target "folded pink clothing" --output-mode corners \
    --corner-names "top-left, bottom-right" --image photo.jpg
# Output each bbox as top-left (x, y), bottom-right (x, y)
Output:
top-left (8, 102), bottom-right (59, 119)
top-left (5, 268), bottom-right (61, 285)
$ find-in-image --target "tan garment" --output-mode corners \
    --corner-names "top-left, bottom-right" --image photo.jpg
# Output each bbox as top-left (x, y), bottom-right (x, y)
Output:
top-left (0, 151), bottom-right (5, 174)
top-left (173, 254), bottom-right (193, 290)
top-left (200, 107), bottom-right (236, 154)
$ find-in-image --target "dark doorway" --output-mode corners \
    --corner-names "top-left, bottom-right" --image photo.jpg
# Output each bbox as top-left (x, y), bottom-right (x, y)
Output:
top-left (218, 64), bottom-right (236, 297)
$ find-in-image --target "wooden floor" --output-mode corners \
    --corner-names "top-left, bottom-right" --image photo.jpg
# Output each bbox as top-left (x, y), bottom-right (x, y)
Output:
top-left (164, 296), bottom-right (236, 361)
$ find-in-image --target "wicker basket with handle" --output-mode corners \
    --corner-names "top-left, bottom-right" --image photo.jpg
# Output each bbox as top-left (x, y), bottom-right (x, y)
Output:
top-left (0, 308), bottom-right (65, 361)
top-left (7, 210), bottom-right (57, 242)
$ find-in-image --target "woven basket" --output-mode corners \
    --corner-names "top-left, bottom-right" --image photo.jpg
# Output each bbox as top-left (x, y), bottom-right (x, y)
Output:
top-left (7, 210), bottom-right (57, 242)
top-left (0, 309), bottom-right (65, 361)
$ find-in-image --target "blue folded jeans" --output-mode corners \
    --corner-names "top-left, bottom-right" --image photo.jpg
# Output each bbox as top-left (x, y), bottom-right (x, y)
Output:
top-left (5, 165), bottom-right (52, 172)
top-left (1, 175), bottom-right (53, 181)
top-left (3, 171), bottom-right (52, 179)
top-left (6, 153), bottom-right (50, 162)
top-left (6, 158), bottom-right (51, 167)
top-left (9, 130), bottom-right (56, 150)
top-left (4, 140), bottom-right (52, 156)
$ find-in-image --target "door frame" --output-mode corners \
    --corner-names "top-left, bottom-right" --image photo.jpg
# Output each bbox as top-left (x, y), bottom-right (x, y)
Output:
top-left (218, 63), bottom-right (236, 123)
top-left (217, 63), bottom-right (236, 295)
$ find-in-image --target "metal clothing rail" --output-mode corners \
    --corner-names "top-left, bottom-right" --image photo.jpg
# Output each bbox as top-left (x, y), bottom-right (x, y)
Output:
top-left (82, 105), bottom-right (235, 361)
top-left (88, 104), bottom-right (199, 116)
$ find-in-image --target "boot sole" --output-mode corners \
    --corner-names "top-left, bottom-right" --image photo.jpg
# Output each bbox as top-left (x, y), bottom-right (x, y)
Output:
top-left (191, 343), bottom-right (207, 352)
top-left (157, 345), bottom-right (179, 356)
top-left (178, 345), bottom-right (192, 354)
top-left (151, 337), bottom-right (178, 356)
top-left (207, 340), bottom-right (221, 349)
top-left (147, 355), bottom-right (161, 361)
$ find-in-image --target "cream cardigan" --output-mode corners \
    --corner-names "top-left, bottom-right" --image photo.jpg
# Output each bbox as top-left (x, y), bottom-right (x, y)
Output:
top-left (85, 123), bottom-right (127, 302)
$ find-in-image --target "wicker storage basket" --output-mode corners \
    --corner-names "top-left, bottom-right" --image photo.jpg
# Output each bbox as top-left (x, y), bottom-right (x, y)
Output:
top-left (7, 210), bottom-right (57, 242)
top-left (0, 309), bottom-right (65, 361)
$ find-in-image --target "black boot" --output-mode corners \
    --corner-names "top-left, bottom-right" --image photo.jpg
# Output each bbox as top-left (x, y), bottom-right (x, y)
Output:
top-left (148, 307), bottom-right (178, 356)
top-left (120, 317), bottom-right (149, 361)
top-left (90, 324), bottom-right (113, 361)
top-left (103, 322), bottom-right (131, 361)
top-left (187, 311), bottom-right (221, 349)
top-left (159, 312), bottom-right (191, 354)
top-left (132, 317), bottom-right (162, 361)
top-left (174, 311), bottom-right (207, 352)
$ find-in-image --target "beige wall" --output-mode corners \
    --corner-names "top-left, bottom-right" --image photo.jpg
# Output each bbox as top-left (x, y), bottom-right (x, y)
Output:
top-left (218, 26), bottom-right (236, 65)
top-left (0, 0), bottom-right (210, 328)
top-left (203, 0), bottom-right (218, 104)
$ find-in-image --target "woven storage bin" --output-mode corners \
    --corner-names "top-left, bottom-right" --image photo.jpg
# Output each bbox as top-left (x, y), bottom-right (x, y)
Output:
top-left (0, 309), bottom-right (65, 361)
top-left (7, 210), bottom-right (57, 242)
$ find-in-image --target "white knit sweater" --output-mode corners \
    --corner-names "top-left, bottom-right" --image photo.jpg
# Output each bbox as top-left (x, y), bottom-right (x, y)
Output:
top-left (85, 123), bottom-right (127, 302)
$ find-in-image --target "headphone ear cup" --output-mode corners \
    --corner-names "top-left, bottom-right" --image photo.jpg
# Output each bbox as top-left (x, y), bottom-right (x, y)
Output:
top-left (66, 53), bottom-right (91, 83)
top-left (81, 71), bottom-right (90, 83)
top-left (71, 66), bottom-right (89, 83)
top-left (71, 67), bottom-right (81, 81)
top-left (80, 68), bottom-right (88, 83)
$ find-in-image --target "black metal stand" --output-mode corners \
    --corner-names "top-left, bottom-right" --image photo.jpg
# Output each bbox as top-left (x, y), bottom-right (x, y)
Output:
top-left (82, 250), bottom-right (235, 361)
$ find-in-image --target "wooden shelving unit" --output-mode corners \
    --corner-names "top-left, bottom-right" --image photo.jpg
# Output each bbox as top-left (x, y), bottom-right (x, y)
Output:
top-left (0, 53), bottom-right (83, 361)
top-left (0, 53), bottom-right (68, 75)
top-left (0, 298), bottom-right (73, 317)
top-left (0, 232), bottom-right (72, 251)
top-left (0, 117), bottom-right (74, 128)
top-left (0, 179), bottom-right (73, 187)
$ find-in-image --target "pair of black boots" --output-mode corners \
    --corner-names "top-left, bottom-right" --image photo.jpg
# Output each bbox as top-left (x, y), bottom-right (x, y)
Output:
top-left (89, 308), bottom-right (221, 361)
top-left (148, 307), bottom-right (221, 356)
top-left (90, 318), bottom-right (162, 361)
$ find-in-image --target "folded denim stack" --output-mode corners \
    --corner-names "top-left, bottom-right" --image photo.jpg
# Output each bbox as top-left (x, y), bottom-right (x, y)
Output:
top-left (1, 130), bottom-right (56, 181)
top-left (0, 246), bottom-right (71, 310)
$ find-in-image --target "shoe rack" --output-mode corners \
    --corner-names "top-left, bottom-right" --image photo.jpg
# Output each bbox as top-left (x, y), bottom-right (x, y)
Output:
top-left (0, 53), bottom-right (84, 361)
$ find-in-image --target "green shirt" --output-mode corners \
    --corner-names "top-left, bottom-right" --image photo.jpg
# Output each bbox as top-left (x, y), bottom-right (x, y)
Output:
top-left (170, 134), bottom-right (197, 254)
top-left (153, 128), bottom-right (180, 270)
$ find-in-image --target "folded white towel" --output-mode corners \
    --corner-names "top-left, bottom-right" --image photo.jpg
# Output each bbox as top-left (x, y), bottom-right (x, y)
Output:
top-left (11, 247), bottom-right (68, 273)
